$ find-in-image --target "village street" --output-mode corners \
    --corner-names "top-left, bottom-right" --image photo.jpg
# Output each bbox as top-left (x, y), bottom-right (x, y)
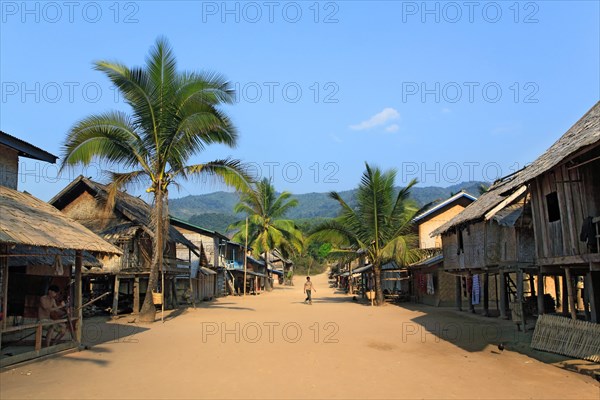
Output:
top-left (1, 272), bottom-right (598, 400)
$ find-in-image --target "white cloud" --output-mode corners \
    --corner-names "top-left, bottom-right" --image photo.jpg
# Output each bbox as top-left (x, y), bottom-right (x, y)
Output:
top-left (385, 124), bottom-right (399, 133)
top-left (350, 107), bottom-right (400, 131)
top-left (330, 133), bottom-right (343, 143)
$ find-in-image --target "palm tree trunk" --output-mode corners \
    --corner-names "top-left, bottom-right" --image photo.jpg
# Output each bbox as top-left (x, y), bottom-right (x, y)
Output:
top-left (139, 183), bottom-right (165, 322)
top-left (374, 263), bottom-right (384, 305)
top-left (263, 251), bottom-right (272, 291)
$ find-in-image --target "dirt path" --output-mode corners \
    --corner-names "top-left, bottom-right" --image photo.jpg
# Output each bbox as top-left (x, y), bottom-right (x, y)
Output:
top-left (1, 272), bottom-right (598, 399)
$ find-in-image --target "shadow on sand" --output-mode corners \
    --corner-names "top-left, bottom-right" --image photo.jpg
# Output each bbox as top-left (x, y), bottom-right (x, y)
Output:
top-left (393, 303), bottom-right (574, 366)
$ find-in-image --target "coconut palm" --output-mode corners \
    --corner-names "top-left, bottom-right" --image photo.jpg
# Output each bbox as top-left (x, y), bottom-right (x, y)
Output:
top-left (61, 37), bottom-right (251, 322)
top-left (310, 163), bottom-right (421, 305)
top-left (229, 178), bottom-right (304, 285)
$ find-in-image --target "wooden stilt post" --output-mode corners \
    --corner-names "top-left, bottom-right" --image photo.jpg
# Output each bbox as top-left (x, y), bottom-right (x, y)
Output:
top-left (112, 275), bottom-right (120, 317)
top-left (75, 251), bottom-right (83, 343)
top-left (529, 273), bottom-right (536, 297)
top-left (564, 267), bottom-right (577, 320)
top-left (133, 276), bottom-right (140, 314)
top-left (588, 270), bottom-right (599, 323)
top-left (537, 269), bottom-right (545, 316)
top-left (554, 276), bottom-right (561, 311)
top-left (499, 270), bottom-right (507, 319)
top-left (467, 272), bottom-right (474, 313)
top-left (455, 275), bottom-right (462, 311)
top-left (189, 248), bottom-right (195, 308)
top-left (171, 278), bottom-right (178, 308)
top-left (35, 324), bottom-right (42, 351)
top-left (561, 274), bottom-right (569, 314)
top-left (483, 272), bottom-right (489, 317)
top-left (583, 273), bottom-right (592, 321)
top-left (1, 248), bottom-right (9, 339)
top-left (494, 273), bottom-right (499, 312)
top-left (517, 269), bottom-right (526, 330)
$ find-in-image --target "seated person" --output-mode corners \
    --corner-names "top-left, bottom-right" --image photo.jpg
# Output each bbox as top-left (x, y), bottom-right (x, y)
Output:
top-left (38, 285), bottom-right (67, 347)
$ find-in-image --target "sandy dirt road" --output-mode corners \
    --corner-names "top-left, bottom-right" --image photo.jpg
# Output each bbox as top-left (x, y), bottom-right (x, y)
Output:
top-left (1, 272), bottom-right (598, 399)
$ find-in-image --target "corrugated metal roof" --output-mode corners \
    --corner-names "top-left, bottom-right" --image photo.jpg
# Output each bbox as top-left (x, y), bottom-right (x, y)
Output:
top-left (0, 131), bottom-right (58, 163)
top-left (0, 186), bottom-right (121, 255)
top-left (410, 254), bottom-right (443, 268)
top-left (413, 192), bottom-right (477, 223)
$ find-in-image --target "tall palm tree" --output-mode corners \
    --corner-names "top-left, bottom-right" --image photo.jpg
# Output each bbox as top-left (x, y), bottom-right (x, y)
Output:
top-left (310, 163), bottom-right (421, 305)
top-left (229, 178), bottom-right (304, 285)
top-left (61, 37), bottom-right (251, 322)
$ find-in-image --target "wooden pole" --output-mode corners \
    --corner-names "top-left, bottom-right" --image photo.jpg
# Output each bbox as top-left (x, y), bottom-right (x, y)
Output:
top-left (564, 267), bottom-right (577, 320)
top-left (588, 270), bottom-right (599, 323)
top-left (583, 273), bottom-right (591, 321)
top-left (537, 270), bottom-right (545, 315)
top-left (561, 274), bottom-right (569, 314)
top-left (1, 249), bottom-right (8, 331)
top-left (483, 272), bottom-right (489, 317)
top-left (133, 276), bottom-right (140, 314)
top-left (189, 248), bottom-right (195, 308)
top-left (554, 276), bottom-right (561, 311)
top-left (112, 275), bottom-right (120, 317)
top-left (244, 217), bottom-right (248, 297)
top-left (499, 270), bottom-right (507, 319)
top-left (517, 269), bottom-right (526, 330)
top-left (1, 246), bottom-right (9, 349)
top-left (161, 264), bottom-right (164, 323)
top-left (455, 275), bottom-right (462, 311)
top-left (467, 272), bottom-right (474, 313)
top-left (75, 251), bottom-right (83, 343)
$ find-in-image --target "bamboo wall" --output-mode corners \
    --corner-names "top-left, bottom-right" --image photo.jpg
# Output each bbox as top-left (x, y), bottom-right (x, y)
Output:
top-left (441, 220), bottom-right (533, 271)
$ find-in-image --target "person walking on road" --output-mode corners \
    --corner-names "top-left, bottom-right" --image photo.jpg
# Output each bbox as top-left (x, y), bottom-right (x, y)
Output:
top-left (304, 276), bottom-right (316, 304)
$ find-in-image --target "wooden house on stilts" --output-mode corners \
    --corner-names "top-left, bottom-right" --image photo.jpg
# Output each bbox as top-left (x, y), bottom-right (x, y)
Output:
top-left (0, 132), bottom-right (121, 367)
top-left (49, 176), bottom-right (199, 316)
top-left (432, 101), bottom-right (600, 327)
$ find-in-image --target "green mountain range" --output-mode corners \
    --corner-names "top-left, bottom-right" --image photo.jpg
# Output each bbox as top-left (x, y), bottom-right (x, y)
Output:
top-left (169, 181), bottom-right (487, 233)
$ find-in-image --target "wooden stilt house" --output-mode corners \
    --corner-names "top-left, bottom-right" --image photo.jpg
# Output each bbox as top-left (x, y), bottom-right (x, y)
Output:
top-left (49, 176), bottom-right (199, 316)
top-left (432, 101), bottom-right (600, 326)
top-left (0, 132), bottom-right (120, 367)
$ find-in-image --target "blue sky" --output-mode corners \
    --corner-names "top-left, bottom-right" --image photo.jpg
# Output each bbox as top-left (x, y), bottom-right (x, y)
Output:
top-left (1, 1), bottom-right (599, 202)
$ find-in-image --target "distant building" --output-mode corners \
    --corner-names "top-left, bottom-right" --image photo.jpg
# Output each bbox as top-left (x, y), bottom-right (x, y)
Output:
top-left (410, 192), bottom-right (476, 307)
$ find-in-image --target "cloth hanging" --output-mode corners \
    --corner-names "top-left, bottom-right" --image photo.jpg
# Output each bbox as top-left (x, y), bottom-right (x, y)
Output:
top-left (426, 274), bottom-right (435, 295)
top-left (472, 274), bottom-right (480, 305)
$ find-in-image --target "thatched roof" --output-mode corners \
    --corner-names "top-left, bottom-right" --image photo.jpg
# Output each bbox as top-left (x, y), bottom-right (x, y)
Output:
top-left (0, 185), bottom-right (121, 255)
top-left (8, 245), bottom-right (102, 268)
top-left (50, 176), bottom-right (198, 254)
top-left (432, 101), bottom-right (600, 236)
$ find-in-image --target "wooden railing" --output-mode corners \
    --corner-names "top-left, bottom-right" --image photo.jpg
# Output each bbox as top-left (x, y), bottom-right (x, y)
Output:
top-left (1, 317), bottom-right (79, 351)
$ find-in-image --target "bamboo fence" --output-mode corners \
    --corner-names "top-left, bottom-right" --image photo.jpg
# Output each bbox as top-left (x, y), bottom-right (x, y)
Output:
top-left (531, 314), bottom-right (600, 362)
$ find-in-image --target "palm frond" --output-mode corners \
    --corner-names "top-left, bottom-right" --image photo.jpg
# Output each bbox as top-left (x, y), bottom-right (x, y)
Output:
top-left (181, 158), bottom-right (253, 192)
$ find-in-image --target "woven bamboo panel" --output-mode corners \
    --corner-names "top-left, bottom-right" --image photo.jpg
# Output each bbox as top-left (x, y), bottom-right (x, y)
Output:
top-left (531, 314), bottom-right (600, 363)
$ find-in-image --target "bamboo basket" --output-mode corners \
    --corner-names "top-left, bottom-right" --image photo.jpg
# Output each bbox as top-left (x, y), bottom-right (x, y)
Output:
top-left (531, 314), bottom-right (600, 362)
top-left (152, 291), bottom-right (163, 305)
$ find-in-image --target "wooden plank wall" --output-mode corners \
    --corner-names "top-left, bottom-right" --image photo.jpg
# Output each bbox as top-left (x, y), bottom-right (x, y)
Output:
top-left (531, 160), bottom-right (598, 261)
